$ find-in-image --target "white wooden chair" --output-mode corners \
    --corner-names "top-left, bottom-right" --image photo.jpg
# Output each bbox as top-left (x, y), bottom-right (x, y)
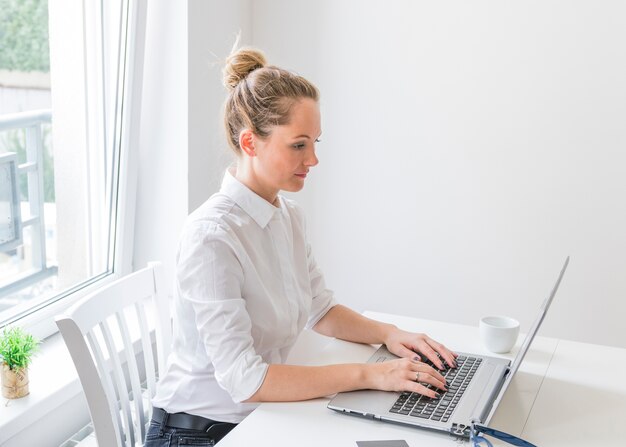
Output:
top-left (56, 263), bottom-right (172, 447)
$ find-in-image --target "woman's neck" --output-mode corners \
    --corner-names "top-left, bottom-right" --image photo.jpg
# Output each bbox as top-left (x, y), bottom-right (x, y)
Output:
top-left (232, 164), bottom-right (279, 206)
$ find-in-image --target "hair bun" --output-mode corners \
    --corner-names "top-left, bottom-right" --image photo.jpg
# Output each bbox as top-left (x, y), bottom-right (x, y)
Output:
top-left (223, 48), bottom-right (267, 91)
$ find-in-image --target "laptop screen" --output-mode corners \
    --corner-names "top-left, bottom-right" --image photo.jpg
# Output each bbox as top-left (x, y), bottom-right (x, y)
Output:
top-left (484, 256), bottom-right (570, 424)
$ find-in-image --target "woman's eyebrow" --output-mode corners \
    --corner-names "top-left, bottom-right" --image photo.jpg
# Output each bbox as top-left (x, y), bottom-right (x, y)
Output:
top-left (292, 132), bottom-right (322, 139)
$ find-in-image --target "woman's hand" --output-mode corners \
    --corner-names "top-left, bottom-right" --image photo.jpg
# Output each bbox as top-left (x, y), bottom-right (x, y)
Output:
top-left (366, 357), bottom-right (447, 398)
top-left (384, 328), bottom-right (458, 370)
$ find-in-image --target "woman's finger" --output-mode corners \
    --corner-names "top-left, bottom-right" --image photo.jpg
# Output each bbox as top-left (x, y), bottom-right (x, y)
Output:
top-left (427, 339), bottom-right (457, 368)
top-left (396, 344), bottom-right (421, 360)
top-left (417, 341), bottom-right (445, 370)
top-left (407, 367), bottom-right (447, 391)
top-left (405, 379), bottom-right (440, 399)
top-left (413, 362), bottom-right (446, 385)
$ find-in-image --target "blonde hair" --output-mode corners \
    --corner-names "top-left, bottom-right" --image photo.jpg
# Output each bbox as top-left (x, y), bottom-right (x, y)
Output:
top-left (222, 47), bottom-right (319, 155)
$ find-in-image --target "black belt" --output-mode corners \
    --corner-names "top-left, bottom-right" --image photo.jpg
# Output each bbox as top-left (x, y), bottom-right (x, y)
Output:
top-left (151, 407), bottom-right (237, 435)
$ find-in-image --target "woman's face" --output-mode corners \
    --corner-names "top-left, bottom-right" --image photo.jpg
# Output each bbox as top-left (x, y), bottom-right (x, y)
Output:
top-left (250, 98), bottom-right (321, 198)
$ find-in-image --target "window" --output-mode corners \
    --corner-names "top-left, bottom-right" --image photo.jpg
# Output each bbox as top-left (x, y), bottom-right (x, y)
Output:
top-left (0, 0), bottom-right (145, 337)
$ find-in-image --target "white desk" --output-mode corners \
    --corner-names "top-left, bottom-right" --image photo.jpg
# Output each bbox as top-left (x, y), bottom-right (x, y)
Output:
top-left (219, 312), bottom-right (626, 447)
top-left (219, 312), bottom-right (626, 446)
top-left (521, 339), bottom-right (626, 446)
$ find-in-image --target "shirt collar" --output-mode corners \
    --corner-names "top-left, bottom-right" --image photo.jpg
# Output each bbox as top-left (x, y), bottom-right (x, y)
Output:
top-left (220, 167), bottom-right (281, 228)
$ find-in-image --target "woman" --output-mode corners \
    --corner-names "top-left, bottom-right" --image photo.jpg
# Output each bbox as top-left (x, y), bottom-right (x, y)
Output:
top-left (146, 47), bottom-right (457, 446)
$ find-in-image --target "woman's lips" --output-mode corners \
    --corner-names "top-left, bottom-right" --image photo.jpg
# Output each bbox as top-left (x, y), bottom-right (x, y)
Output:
top-left (295, 173), bottom-right (307, 178)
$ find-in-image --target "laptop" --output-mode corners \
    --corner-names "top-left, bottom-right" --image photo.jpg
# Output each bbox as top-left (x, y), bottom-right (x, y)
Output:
top-left (328, 256), bottom-right (570, 439)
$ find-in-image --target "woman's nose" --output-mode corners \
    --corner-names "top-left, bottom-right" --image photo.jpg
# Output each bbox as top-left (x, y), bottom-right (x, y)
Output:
top-left (305, 148), bottom-right (319, 167)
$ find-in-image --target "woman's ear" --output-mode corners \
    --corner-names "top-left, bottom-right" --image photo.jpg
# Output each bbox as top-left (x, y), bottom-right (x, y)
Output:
top-left (239, 129), bottom-right (256, 157)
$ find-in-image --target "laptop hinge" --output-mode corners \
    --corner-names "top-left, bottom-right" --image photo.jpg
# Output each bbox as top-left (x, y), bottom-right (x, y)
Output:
top-left (450, 422), bottom-right (471, 438)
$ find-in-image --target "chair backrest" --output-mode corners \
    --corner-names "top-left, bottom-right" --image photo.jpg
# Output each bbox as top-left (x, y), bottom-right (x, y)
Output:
top-left (56, 262), bottom-right (172, 447)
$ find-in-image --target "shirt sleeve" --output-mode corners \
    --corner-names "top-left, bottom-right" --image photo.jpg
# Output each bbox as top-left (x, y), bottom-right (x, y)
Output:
top-left (176, 221), bottom-right (269, 403)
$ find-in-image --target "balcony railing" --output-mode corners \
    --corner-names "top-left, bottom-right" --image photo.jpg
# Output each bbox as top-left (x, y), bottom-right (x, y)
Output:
top-left (0, 109), bottom-right (57, 298)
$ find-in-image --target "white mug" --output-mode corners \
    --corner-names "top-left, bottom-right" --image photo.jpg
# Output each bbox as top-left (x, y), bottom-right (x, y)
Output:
top-left (479, 315), bottom-right (520, 354)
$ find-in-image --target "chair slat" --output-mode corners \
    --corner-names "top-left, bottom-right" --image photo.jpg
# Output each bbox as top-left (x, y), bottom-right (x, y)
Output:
top-left (135, 300), bottom-right (157, 402)
top-left (86, 330), bottom-right (125, 446)
top-left (116, 309), bottom-right (147, 442)
top-left (100, 319), bottom-right (135, 447)
top-left (150, 263), bottom-right (172, 376)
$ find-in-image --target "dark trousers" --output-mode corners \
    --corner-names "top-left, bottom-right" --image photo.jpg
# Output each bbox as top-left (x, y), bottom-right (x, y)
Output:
top-left (144, 407), bottom-right (238, 446)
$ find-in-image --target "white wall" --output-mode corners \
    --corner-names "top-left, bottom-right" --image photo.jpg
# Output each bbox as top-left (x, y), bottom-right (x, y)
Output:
top-left (188, 0), bottom-right (252, 213)
top-left (135, 1), bottom-right (625, 348)
top-left (251, 0), bottom-right (626, 348)
top-left (133, 0), bottom-right (188, 288)
top-left (133, 1), bottom-right (252, 292)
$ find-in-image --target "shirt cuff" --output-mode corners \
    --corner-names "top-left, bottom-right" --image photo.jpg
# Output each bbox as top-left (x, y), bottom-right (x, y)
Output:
top-left (306, 292), bottom-right (338, 330)
top-left (215, 350), bottom-right (270, 403)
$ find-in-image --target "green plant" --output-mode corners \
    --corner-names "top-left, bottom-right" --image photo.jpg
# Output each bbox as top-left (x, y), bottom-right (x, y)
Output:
top-left (0, 327), bottom-right (40, 371)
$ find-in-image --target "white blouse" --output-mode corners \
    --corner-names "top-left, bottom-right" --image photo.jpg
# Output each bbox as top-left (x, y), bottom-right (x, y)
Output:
top-left (151, 168), bottom-right (337, 423)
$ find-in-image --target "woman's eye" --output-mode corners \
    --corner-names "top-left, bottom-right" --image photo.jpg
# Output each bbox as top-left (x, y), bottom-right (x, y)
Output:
top-left (315, 138), bottom-right (321, 143)
top-left (293, 143), bottom-right (306, 150)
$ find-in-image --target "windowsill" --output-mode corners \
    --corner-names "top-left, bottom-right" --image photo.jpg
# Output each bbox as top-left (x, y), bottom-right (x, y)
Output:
top-left (0, 332), bottom-right (85, 445)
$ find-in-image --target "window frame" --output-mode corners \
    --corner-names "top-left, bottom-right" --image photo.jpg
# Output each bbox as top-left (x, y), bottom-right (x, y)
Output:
top-left (0, 0), bottom-right (148, 341)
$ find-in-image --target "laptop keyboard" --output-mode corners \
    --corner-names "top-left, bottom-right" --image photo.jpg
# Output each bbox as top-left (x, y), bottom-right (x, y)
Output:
top-left (389, 355), bottom-right (481, 423)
